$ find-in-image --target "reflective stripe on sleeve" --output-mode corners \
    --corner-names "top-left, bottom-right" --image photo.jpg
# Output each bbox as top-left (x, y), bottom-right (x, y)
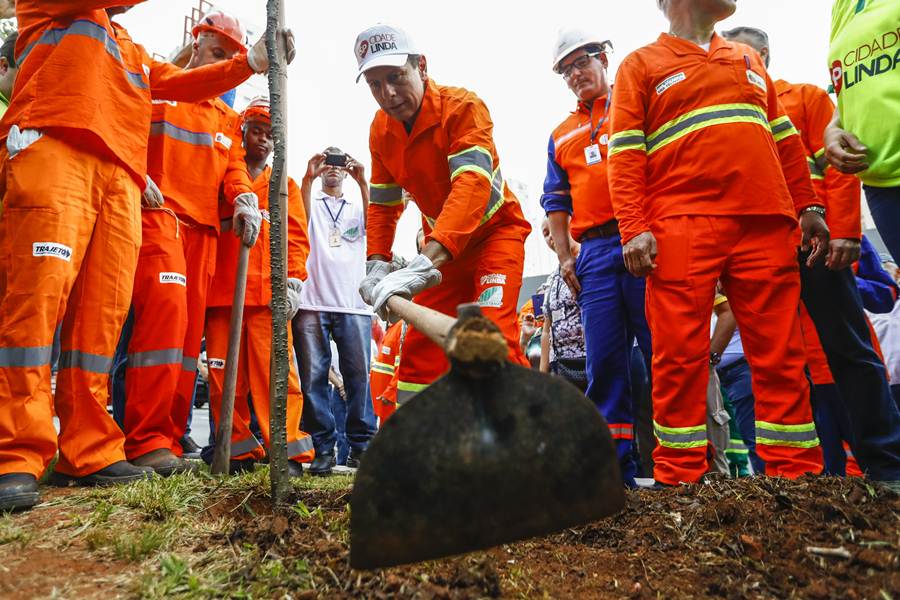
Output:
top-left (127, 348), bottom-right (183, 368)
top-left (150, 121), bottom-right (214, 147)
top-left (608, 130), bottom-right (647, 156)
top-left (369, 183), bottom-right (403, 206)
top-left (608, 423), bottom-right (634, 440)
top-left (481, 167), bottom-right (506, 224)
top-left (769, 116), bottom-right (800, 142)
top-left (654, 420), bottom-right (707, 449)
top-left (231, 435), bottom-right (263, 457)
top-left (647, 104), bottom-right (769, 155)
top-left (755, 420), bottom-right (820, 448)
top-left (372, 362), bottom-right (395, 376)
top-left (58, 350), bottom-right (114, 374)
top-left (808, 157), bottom-right (825, 181)
top-left (287, 436), bottom-right (315, 457)
top-left (182, 355), bottom-right (198, 372)
top-left (397, 381), bottom-right (428, 405)
top-left (448, 146), bottom-right (493, 182)
top-left (0, 345), bottom-right (54, 368)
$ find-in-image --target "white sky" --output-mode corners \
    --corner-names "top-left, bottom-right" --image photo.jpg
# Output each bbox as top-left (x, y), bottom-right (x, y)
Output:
top-left (118, 1), bottom-right (833, 275)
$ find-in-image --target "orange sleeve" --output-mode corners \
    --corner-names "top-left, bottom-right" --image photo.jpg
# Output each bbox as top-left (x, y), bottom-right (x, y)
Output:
top-left (764, 69), bottom-right (819, 214)
top-left (366, 125), bottom-right (404, 259)
top-left (222, 126), bottom-right (253, 204)
top-left (148, 54), bottom-right (254, 104)
top-left (805, 87), bottom-right (861, 240)
top-left (287, 177), bottom-right (309, 281)
top-left (427, 94), bottom-right (498, 258)
top-left (608, 54), bottom-right (652, 244)
top-left (38, 1), bottom-right (145, 17)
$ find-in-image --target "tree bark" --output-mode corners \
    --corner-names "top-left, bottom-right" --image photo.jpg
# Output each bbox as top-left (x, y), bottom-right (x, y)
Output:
top-left (266, 0), bottom-right (292, 505)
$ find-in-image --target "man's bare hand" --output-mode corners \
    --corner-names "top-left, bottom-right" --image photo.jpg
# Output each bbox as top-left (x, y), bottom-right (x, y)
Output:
top-left (826, 238), bottom-right (861, 271)
top-left (800, 211), bottom-right (830, 267)
top-left (824, 123), bottom-right (868, 175)
top-left (558, 254), bottom-right (580, 296)
top-left (622, 231), bottom-right (657, 277)
top-left (345, 156), bottom-right (366, 185)
top-left (303, 153), bottom-right (327, 182)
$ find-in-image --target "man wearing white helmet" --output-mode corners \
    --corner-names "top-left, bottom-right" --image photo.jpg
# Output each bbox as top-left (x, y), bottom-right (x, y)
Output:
top-left (354, 24), bottom-right (532, 407)
top-left (542, 30), bottom-right (651, 487)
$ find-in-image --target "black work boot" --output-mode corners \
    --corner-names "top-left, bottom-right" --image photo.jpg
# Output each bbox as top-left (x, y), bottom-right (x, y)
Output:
top-left (179, 435), bottom-right (203, 458)
top-left (346, 448), bottom-right (365, 469)
top-left (229, 459), bottom-right (257, 475)
top-left (130, 448), bottom-right (194, 477)
top-left (0, 473), bottom-right (39, 511)
top-left (288, 460), bottom-right (305, 478)
top-left (308, 453), bottom-right (335, 476)
top-left (50, 460), bottom-right (153, 487)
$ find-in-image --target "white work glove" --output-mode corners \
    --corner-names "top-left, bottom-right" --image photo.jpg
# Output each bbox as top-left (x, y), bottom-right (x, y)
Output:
top-left (247, 29), bottom-right (296, 73)
top-left (286, 277), bottom-right (303, 320)
top-left (371, 254), bottom-right (442, 322)
top-left (359, 260), bottom-right (393, 306)
top-left (233, 192), bottom-right (261, 247)
top-left (7, 125), bottom-right (42, 159)
top-left (142, 176), bottom-right (164, 208)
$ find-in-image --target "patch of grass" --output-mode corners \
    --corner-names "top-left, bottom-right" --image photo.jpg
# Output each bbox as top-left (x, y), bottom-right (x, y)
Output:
top-left (0, 513), bottom-right (31, 547)
top-left (86, 522), bottom-right (172, 562)
top-left (104, 473), bottom-right (209, 521)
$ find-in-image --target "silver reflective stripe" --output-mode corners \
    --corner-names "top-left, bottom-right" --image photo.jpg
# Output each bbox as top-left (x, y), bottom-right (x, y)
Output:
top-left (127, 348), bottom-right (183, 368)
top-left (58, 350), bottom-right (113, 374)
top-left (647, 107), bottom-right (767, 152)
top-left (149, 121), bottom-right (214, 147)
top-left (231, 435), bottom-right (262, 457)
top-left (397, 389), bottom-right (417, 405)
top-left (125, 70), bottom-right (149, 90)
top-left (0, 345), bottom-right (53, 368)
top-left (449, 148), bottom-right (493, 178)
top-left (655, 426), bottom-right (707, 445)
top-left (287, 437), bottom-right (315, 457)
top-left (608, 426), bottom-right (634, 438)
top-left (369, 185), bottom-right (403, 205)
top-left (755, 426), bottom-right (819, 444)
top-left (182, 355), bottom-right (198, 372)
top-left (608, 134), bottom-right (646, 150)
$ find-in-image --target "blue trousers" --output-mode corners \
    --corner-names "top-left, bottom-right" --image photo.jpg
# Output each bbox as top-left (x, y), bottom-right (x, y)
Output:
top-left (293, 310), bottom-right (376, 457)
top-left (800, 253), bottom-right (900, 480)
top-left (866, 185), bottom-right (900, 262)
top-left (716, 358), bottom-right (765, 474)
top-left (810, 382), bottom-right (856, 476)
top-left (575, 234), bottom-right (652, 486)
top-left (329, 385), bottom-right (350, 465)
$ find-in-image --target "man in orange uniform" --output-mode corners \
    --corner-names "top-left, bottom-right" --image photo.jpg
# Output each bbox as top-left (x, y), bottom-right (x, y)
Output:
top-left (205, 98), bottom-right (314, 476)
top-left (370, 320), bottom-right (406, 424)
top-left (0, 1), bottom-right (288, 510)
top-left (608, 0), bottom-right (828, 485)
top-left (354, 25), bottom-right (531, 402)
top-left (724, 26), bottom-right (900, 484)
top-left (121, 10), bottom-right (280, 475)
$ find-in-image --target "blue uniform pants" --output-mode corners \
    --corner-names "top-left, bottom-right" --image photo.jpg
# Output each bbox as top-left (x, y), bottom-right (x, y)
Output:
top-left (575, 234), bottom-right (652, 486)
top-left (716, 358), bottom-right (765, 474)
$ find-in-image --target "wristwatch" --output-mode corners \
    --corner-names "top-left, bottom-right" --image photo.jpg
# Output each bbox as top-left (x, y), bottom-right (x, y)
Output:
top-left (709, 352), bottom-right (722, 366)
top-left (800, 205), bottom-right (826, 218)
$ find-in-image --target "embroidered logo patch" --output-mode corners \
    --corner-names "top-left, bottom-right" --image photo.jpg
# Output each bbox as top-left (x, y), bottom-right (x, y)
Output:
top-left (477, 286), bottom-right (504, 308)
top-left (480, 274), bottom-right (507, 286)
top-left (746, 69), bottom-right (767, 92)
top-left (656, 72), bottom-right (686, 95)
top-left (33, 242), bottom-right (72, 262)
top-left (214, 133), bottom-right (233, 150)
top-left (208, 358), bottom-right (225, 370)
top-left (159, 272), bottom-right (187, 286)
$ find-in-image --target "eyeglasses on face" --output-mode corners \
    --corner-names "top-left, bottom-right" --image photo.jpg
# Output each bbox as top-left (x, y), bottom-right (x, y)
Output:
top-left (561, 52), bottom-right (601, 80)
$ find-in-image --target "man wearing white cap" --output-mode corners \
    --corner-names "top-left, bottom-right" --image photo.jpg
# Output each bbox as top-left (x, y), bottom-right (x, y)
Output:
top-left (354, 24), bottom-right (532, 405)
top-left (542, 30), bottom-right (652, 487)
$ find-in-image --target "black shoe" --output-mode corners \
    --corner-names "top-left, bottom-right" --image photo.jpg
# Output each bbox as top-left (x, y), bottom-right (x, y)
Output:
top-left (0, 473), bottom-right (39, 511)
top-left (346, 449), bottom-right (365, 469)
top-left (50, 460), bottom-right (153, 487)
top-left (179, 435), bottom-right (203, 458)
top-left (229, 459), bottom-right (257, 475)
top-left (130, 449), bottom-right (194, 477)
top-left (308, 453), bottom-right (335, 476)
top-left (288, 460), bottom-right (305, 478)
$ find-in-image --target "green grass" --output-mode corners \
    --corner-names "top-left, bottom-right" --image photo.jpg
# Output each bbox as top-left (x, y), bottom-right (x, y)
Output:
top-left (0, 513), bottom-right (31, 547)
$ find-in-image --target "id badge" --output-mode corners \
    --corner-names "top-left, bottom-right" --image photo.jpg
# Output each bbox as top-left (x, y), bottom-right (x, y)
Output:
top-left (329, 228), bottom-right (342, 247)
top-left (552, 308), bottom-right (565, 322)
top-left (584, 144), bottom-right (602, 165)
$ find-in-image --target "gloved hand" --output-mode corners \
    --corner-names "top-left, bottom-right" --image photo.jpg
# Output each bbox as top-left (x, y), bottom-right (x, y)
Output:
top-left (247, 29), bottom-right (296, 73)
top-left (286, 277), bottom-right (303, 320)
top-left (142, 176), bottom-right (164, 208)
top-left (359, 259), bottom-right (393, 306)
top-left (371, 254), bottom-right (442, 321)
top-left (233, 193), bottom-right (261, 247)
top-left (7, 125), bottom-right (42, 159)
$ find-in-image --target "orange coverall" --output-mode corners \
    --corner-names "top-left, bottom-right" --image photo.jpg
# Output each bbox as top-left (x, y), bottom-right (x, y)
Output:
top-left (0, 3), bottom-right (254, 479)
top-left (367, 80), bottom-right (531, 401)
top-left (205, 168), bottom-right (314, 463)
top-left (370, 320), bottom-right (406, 423)
top-left (608, 33), bottom-right (824, 484)
top-left (124, 98), bottom-right (254, 460)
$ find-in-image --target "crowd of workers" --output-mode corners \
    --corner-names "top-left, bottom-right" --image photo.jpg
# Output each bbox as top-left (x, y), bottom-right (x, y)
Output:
top-left (0, 0), bottom-right (899, 513)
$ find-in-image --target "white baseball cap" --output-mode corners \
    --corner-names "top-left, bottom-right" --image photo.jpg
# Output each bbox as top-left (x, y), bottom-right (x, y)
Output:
top-left (354, 24), bottom-right (420, 82)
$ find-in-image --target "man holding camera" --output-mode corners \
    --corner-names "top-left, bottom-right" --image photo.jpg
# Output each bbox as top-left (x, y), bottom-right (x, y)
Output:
top-left (294, 147), bottom-right (376, 476)
top-left (354, 24), bottom-right (532, 407)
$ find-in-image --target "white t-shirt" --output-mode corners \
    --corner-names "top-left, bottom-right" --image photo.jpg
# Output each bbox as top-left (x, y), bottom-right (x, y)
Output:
top-left (298, 189), bottom-right (372, 315)
top-left (868, 302), bottom-right (900, 384)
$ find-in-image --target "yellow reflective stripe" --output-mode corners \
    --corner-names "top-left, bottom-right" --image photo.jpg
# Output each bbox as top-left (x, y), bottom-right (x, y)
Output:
top-left (814, 147), bottom-right (826, 160)
top-left (808, 157), bottom-right (825, 180)
top-left (398, 381), bottom-right (429, 392)
top-left (480, 168), bottom-right (506, 225)
top-left (370, 183), bottom-right (404, 206)
top-left (755, 420), bottom-right (817, 432)
top-left (756, 437), bottom-right (821, 449)
top-left (608, 129), bottom-right (647, 156)
top-left (769, 116), bottom-right (799, 142)
top-left (448, 146), bottom-right (493, 182)
top-left (755, 420), bottom-right (819, 448)
top-left (654, 420), bottom-right (707, 449)
top-left (646, 103), bottom-right (768, 156)
top-left (653, 421), bottom-right (706, 435)
top-left (372, 363), bottom-right (395, 376)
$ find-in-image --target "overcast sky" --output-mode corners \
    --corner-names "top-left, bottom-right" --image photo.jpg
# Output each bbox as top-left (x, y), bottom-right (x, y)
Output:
top-left (118, 1), bottom-right (833, 275)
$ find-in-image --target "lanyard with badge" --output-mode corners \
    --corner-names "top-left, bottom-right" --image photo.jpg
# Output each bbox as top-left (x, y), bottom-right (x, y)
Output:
top-left (324, 198), bottom-right (347, 247)
top-left (584, 93), bottom-right (612, 166)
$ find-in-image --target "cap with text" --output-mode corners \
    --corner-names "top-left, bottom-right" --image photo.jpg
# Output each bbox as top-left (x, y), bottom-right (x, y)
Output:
top-left (354, 24), bottom-right (419, 82)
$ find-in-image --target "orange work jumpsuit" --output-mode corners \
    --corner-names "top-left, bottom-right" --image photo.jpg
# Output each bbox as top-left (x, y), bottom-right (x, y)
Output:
top-left (367, 80), bottom-right (532, 402)
top-left (608, 33), bottom-right (824, 484)
top-left (0, 3), bottom-right (254, 479)
top-left (123, 97), bottom-right (253, 460)
top-left (205, 168), bottom-right (315, 463)
top-left (370, 320), bottom-right (406, 423)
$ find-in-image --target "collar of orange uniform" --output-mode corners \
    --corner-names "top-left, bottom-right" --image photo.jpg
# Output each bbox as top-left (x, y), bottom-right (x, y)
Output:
top-left (773, 79), bottom-right (792, 95)
top-left (658, 31), bottom-right (733, 57)
top-left (252, 165), bottom-right (272, 185)
top-left (384, 78), bottom-right (442, 142)
top-left (575, 93), bottom-right (610, 117)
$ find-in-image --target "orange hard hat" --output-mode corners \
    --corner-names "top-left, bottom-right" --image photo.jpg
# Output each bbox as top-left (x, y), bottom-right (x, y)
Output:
top-left (192, 10), bottom-right (248, 52)
top-left (242, 96), bottom-right (271, 125)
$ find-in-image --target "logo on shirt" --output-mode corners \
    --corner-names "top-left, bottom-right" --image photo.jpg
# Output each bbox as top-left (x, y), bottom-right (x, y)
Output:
top-left (208, 358), bottom-right (225, 370)
top-left (655, 72), bottom-right (686, 96)
top-left (477, 286), bottom-right (504, 308)
top-left (832, 28), bottom-right (900, 96)
top-left (746, 69), bottom-right (767, 92)
top-left (32, 242), bottom-right (72, 262)
top-left (159, 272), bottom-right (187, 286)
top-left (480, 273), bottom-right (507, 286)
top-left (214, 133), bottom-right (233, 150)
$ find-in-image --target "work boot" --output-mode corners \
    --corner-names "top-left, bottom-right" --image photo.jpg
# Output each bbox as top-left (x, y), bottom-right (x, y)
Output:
top-left (131, 449), bottom-right (194, 477)
top-left (179, 435), bottom-right (203, 459)
top-left (346, 448), bottom-right (365, 469)
top-left (288, 460), bottom-right (305, 478)
top-left (308, 453), bottom-right (335, 476)
top-left (229, 459), bottom-right (257, 475)
top-left (0, 473), bottom-right (40, 512)
top-left (50, 460), bottom-right (153, 487)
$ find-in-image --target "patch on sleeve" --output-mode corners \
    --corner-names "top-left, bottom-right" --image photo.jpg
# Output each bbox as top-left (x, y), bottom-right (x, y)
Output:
top-left (214, 132), bottom-right (233, 150)
top-left (480, 274), bottom-right (507, 286)
top-left (746, 70), bottom-right (767, 92)
top-left (477, 286), bottom-right (504, 308)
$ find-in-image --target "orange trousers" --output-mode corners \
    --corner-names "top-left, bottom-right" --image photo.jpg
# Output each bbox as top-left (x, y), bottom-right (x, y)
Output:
top-left (395, 229), bottom-right (528, 403)
top-left (647, 215), bottom-right (823, 485)
top-left (206, 307), bottom-right (314, 462)
top-left (0, 131), bottom-right (141, 478)
top-left (123, 210), bottom-right (215, 459)
top-left (370, 321), bottom-right (403, 423)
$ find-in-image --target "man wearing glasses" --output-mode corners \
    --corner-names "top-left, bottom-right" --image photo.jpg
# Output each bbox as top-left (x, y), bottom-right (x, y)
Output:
top-left (541, 30), bottom-right (652, 487)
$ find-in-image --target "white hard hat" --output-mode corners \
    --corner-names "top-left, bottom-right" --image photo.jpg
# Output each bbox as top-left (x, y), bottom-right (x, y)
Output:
top-left (354, 24), bottom-right (420, 82)
top-left (552, 29), bottom-right (611, 73)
